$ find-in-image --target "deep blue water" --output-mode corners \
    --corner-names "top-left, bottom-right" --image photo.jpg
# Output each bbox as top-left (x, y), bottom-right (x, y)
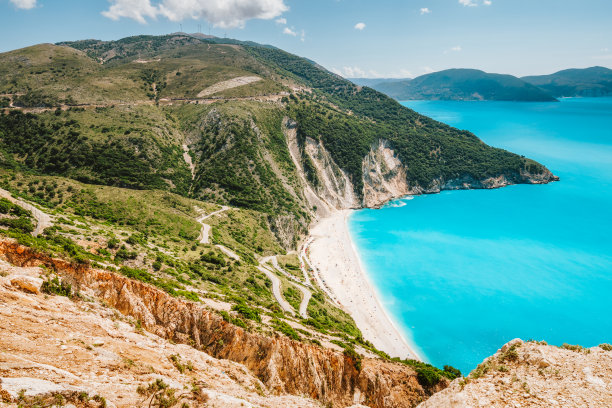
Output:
top-left (348, 98), bottom-right (612, 374)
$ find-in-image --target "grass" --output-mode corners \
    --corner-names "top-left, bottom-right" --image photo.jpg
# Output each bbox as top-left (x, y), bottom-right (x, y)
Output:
top-left (283, 284), bottom-right (302, 311)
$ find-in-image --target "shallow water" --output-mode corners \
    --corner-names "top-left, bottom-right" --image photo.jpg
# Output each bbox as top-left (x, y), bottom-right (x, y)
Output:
top-left (349, 98), bottom-right (612, 374)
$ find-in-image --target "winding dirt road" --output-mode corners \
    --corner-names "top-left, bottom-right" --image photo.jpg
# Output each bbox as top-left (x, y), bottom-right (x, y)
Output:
top-left (195, 206), bottom-right (229, 244)
top-left (257, 264), bottom-right (295, 316)
top-left (0, 189), bottom-right (52, 236)
top-left (260, 255), bottom-right (311, 318)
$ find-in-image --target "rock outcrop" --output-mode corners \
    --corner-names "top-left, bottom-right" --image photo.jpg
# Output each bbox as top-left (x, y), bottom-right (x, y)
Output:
top-left (418, 339), bottom-right (612, 408)
top-left (0, 239), bottom-right (443, 408)
top-left (362, 139), bottom-right (410, 208)
top-left (286, 119), bottom-right (559, 212)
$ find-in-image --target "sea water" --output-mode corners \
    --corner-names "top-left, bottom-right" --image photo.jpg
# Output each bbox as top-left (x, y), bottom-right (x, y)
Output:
top-left (349, 98), bottom-right (612, 374)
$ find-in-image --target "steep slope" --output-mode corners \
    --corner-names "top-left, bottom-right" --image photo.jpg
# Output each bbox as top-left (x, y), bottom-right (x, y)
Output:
top-left (522, 66), bottom-right (612, 97)
top-left (364, 69), bottom-right (557, 101)
top-left (0, 258), bottom-right (321, 408)
top-left (0, 239), bottom-right (448, 408)
top-left (418, 339), bottom-right (612, 408)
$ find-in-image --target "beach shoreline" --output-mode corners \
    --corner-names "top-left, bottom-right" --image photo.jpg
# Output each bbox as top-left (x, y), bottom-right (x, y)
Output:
top-left (306, 209), bottom-right (422, 361)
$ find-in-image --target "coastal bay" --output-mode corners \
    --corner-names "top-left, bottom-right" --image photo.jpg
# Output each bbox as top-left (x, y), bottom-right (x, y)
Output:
top-left (347, 98), bottom-right (612, 373)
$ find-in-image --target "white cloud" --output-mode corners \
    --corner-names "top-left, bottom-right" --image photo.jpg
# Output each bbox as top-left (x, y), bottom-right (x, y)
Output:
top-left (451, 45), bottom-right (462, 52)
top-left (459, 0), bottom-right (492, 6)
top-left (354, 22), bottom-right (366, 30)
top-left (332, 66), bottom-right (367, 78)
top-left (300, 29), bottom-right (305, 42)
top-left (275, 17), bottom-right (287, 24)
top-left (422, 66), bottom-right (435, 74)
top-left (103, 0), bottom-right (288, 28)
top-left (102, 0), bottom-right (158, 24)
top-left (332, 67), bottom-right (413, 79)
top-left (399, 69), bottom-right (414, 78)
top-left (283, 27), bottom-right (297, 36)
top-left (420, 8), bottom-right (431, 15)
top-left (9, 0), bottom-right (37, 9)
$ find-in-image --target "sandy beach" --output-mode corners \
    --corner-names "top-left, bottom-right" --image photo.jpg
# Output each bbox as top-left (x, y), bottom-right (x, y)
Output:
top-left (306, 209), bottom-right (421, 361)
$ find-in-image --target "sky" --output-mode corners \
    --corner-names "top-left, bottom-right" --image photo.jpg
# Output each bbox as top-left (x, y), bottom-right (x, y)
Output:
top-left (0, 0), bottom-right (611, 78)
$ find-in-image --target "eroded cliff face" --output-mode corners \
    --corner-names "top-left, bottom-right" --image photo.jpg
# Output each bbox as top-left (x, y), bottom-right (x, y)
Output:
top-left (362, 140), bottom-right (411, 208)
top-left (0, 240), bottom-right (444, 408)
top-left (359, 139), bottom-right (558, 208)
top-left (418, 339), bottom-right (612, 408)
top-left (284, 118), bottom-right (359, 220)
top-left (285, 119), bottom-right (558, 212)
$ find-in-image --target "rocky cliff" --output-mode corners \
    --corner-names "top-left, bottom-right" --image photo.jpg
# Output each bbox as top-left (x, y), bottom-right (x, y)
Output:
top-left (289, 130), bottom-right (558, 212)
top-left (418, 338), bottom-right (612, 408)
top-left (0, 239), bottom-right (446, 408)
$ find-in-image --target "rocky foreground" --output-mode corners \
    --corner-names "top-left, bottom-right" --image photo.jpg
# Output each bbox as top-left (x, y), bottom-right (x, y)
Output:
top-left (1, 238), bottom-right (611, 408)
top-left (418, 338), bottom-right (612, 408)
top-left (0, 240), bottom-right (443, 408)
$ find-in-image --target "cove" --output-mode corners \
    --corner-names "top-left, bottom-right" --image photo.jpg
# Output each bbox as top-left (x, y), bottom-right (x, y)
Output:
top-left (348, 98), bottom-right (612, 374)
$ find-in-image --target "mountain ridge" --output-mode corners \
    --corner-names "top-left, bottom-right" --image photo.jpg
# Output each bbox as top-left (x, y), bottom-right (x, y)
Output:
top-left (352, 66), bottom-right (612, 101)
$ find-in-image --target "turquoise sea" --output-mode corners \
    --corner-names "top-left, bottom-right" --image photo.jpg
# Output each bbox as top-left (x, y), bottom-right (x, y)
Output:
top-left (348, 98), bottom-right (612, 374)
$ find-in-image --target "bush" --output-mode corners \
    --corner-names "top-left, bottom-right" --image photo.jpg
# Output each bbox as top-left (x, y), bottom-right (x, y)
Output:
top-left (271, 318), bottom-right (300, 341)
top-left (231, 302), bottom-right (261, 322)
top-left (107, 237), bottom-right (119, 249)
top-left (417, 368), bottom-right (441, 387)
top-left (343, 347), bottom-right (362, 371)
top-left (499, 344), bottom-right (520, 362)
top-left (41, 276), bottom-right (72, 297)
top-left (0, 216), bottom-right (34, 233)
top-left (119, 266), bottom-right (152, 283)
top-left (443, 365), bottom-right (462, 379)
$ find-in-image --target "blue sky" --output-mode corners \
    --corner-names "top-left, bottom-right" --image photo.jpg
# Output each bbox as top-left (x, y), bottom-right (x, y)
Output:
top-left (1, 0), bottom-right (611, 78)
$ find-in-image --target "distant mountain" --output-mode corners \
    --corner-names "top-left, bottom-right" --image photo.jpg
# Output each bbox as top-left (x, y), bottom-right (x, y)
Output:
top-left (363, 69), bottom-right (557, 102)
top-left (522, 66), bottom-right (612, 97)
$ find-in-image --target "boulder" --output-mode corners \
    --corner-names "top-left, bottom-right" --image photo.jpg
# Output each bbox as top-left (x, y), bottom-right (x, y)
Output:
top-left (10, 276), bottom-right (43, 294)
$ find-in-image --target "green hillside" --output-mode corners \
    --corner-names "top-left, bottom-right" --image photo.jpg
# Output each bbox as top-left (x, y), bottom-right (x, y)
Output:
top-left (364, 69), bottom-right (557, 101)
top-left (0, 34), bottom-right (558, 380)
top-left (522, 66), bottom-right (612, 97)
top-left (0, 36), bottom-right (555, 232)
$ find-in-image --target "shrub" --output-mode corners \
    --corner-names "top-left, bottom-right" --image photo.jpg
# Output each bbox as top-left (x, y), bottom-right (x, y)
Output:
top-left (231, 302), bottom-right (261, 323)
top-left (271, 318), bottom-right (300, 341)
top-left (443, 365), bottom-right (462, 379)
top-left (599, 344), bottom-right (612, 352)
top-left (107, 237), bottom-right (119, 249)
top-left (343, 347), bottom-right (362, 371)
top-left (499, 344), bottom-right (520, 362)
top-left (417, 368), bottom-right (441, 387)
top-left (561, 343), bottom-right (584, 352)
top-left (41, 276), bottom-right (72, 297)
top-left (119, 266), bottom-right (153, 283)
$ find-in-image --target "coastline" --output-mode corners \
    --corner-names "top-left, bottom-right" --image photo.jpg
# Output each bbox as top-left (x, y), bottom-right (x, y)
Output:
top-left (306, 209), bottom-right (422, 361)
